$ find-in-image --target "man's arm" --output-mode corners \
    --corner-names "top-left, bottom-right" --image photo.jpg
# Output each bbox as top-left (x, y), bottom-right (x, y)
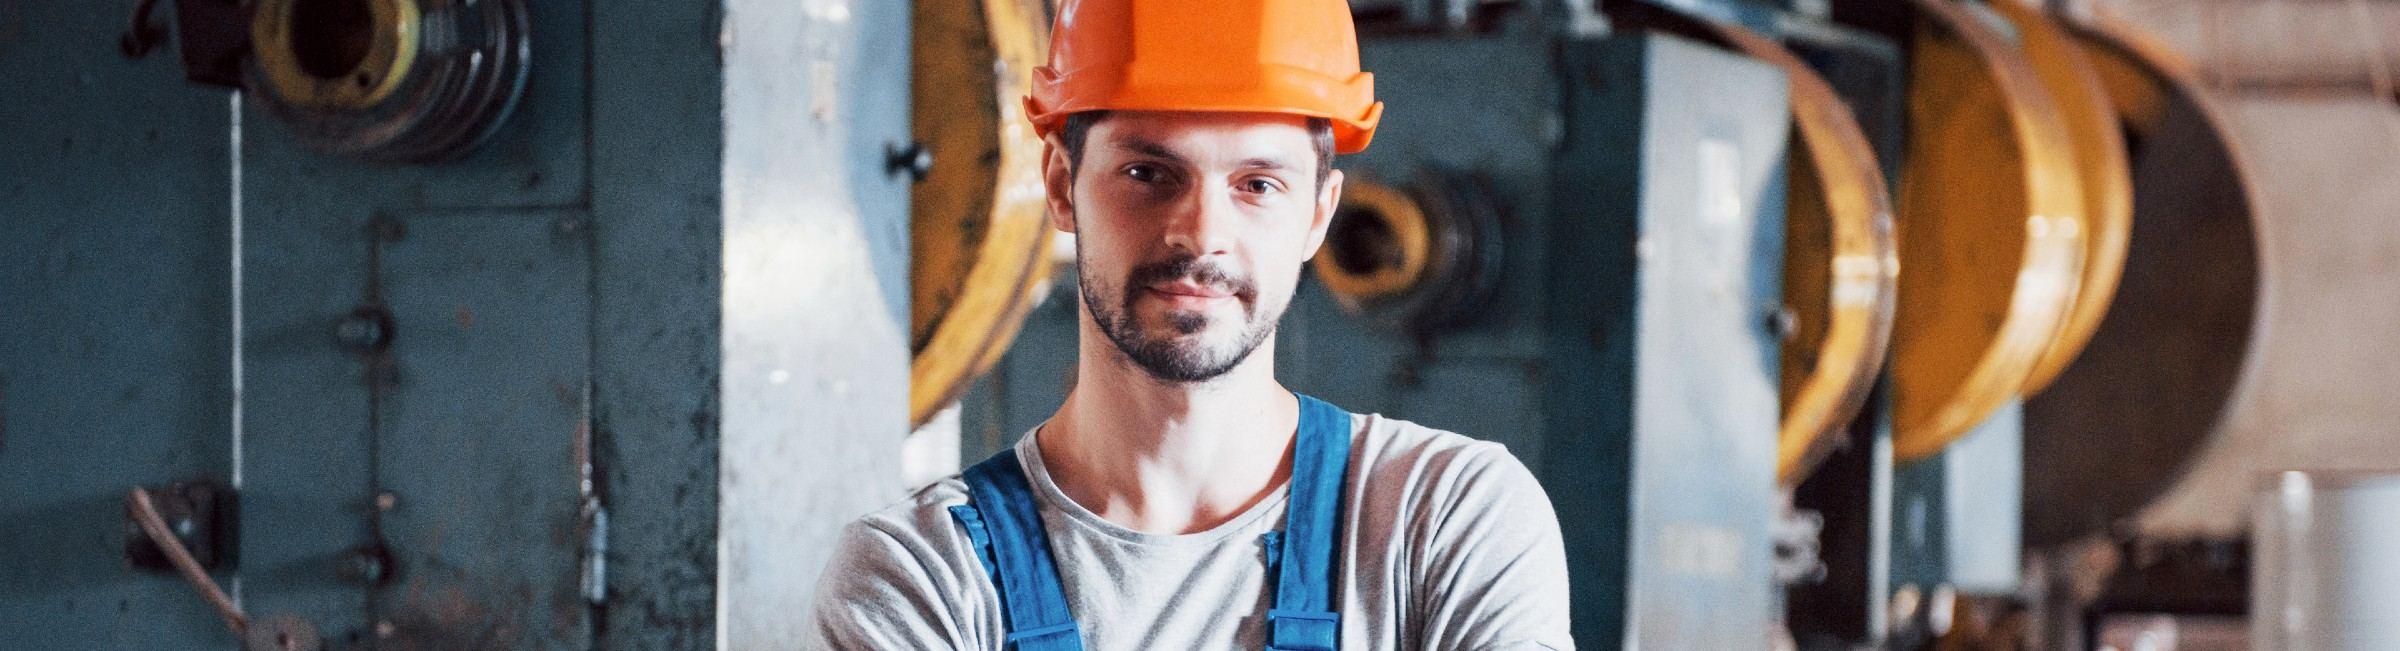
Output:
top-left (1413, 444), bottom-right (1577, 650)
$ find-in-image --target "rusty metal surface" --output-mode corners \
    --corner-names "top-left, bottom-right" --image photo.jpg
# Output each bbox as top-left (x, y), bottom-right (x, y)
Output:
top-left (235, 0), bottom-right (602, 645)
top-left (3, 0), bottom-right (902, 646)
top-left (368, 211), bottom-right (593, 649)
top-left (1884, 0), bottom-right (2088, 462)
top-left (908, 0), bottom-right (1057, 427)
top-left (584, 0), bottom-right (724, 645)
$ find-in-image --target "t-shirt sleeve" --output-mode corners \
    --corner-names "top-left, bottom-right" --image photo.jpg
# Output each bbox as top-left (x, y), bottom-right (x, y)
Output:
top-left (806, 516), bottom-right (985, 650)
top-left (1413, 443), bottom-right (1577, 650)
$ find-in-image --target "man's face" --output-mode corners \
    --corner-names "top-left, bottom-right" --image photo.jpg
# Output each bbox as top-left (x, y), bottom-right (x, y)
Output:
top-left (1047, 111), bottom-right (1342, 383)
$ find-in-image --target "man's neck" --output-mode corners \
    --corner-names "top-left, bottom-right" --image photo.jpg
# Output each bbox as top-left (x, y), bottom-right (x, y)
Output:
top-left (1038, 320), bottom-right (1300, 535)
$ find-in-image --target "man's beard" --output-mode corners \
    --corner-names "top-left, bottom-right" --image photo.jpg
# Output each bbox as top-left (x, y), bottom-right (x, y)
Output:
top-left (1080, 253), bottom-right (1279, 383)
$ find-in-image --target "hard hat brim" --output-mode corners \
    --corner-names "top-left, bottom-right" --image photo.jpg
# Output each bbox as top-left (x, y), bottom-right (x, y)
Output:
top-left (1026, 67), bottom-right (1383, 154)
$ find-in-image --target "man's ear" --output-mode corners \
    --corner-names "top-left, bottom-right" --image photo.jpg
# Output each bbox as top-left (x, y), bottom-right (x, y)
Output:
top-left (1043, 139), bottom-right (1077, 234)
top-left (1302, 168), bottom-right (1344, 260)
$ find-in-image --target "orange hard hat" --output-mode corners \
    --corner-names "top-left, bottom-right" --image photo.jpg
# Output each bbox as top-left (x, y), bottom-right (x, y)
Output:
top-left (1025, 0), bottom-right (1385, 154)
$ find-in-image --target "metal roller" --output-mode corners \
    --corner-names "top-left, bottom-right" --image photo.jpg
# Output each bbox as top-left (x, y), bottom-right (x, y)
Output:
top-left (2021, 14), bottom-right (2262, 548)
top-left (1316, 179), bottom-right (1434, 309)
top-left (908, 0), bottom-right (1057, 428)
top-left (1885, 0), bottom-right (2088, 462)
top-left (1625, 5), bottom-right (1901, 486)
top-left (1311, 170), bottom-right (1505, 335)
top-left (247, 0), bottom-right (530, 162)
top-left (1989, 0), bottom-right (2136, 393)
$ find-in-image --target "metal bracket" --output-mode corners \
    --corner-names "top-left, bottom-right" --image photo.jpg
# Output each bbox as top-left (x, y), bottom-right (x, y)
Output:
top-left (118, 0), bottom-right (252, 88)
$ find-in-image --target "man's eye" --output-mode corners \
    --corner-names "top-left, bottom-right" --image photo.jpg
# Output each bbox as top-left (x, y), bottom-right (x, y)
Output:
top-left (1243, 179), bottom-right (1282, 194)
top-left (1125, 164), bottom-right (1163, 184)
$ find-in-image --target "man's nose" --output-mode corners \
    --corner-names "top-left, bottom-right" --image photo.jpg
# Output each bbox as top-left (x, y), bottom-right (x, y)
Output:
top-left (1161, 185), bottom-right (1239, 256)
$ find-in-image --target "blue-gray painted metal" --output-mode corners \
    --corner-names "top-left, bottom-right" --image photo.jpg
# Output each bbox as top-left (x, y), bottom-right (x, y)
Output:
top-left (1285, 34), bottom-right (1564, 464)
top-left (370, 210), bottom-right (595, 647)
top-left (233, 0), bottom-right (598, 644)
top-left (1943, 403), bottom-right (2023, 594)
top-left (3, 0), bottom-right (911, 645)
top-left (1773, 16), bottom-right (1905, 646)
top-left (585, 0), bottom-right (727, 644)
top-left (1891, 402), bottom-right (2025, 596)
top-left (1544, 33), bottom-right (1789, 647)
top-left (0, 2), bottom-right (235, 645)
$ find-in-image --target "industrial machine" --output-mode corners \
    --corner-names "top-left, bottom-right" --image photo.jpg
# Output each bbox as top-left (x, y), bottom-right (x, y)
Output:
top-left (13, 0), bottom-right (2385, 648)
top-left (4, 0), bottom-right (919, 647)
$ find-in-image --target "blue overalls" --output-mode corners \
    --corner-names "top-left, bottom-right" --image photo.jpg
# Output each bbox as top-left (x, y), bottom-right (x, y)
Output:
top-left (947, 393), bottom-right (1354, 651)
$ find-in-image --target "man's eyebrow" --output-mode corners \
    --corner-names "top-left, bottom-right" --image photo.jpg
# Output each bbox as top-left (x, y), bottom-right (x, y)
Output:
top-left (1110, 139), bottom-right (1298, 172)
top-left (1112, 139), bottom-right (1188, 165)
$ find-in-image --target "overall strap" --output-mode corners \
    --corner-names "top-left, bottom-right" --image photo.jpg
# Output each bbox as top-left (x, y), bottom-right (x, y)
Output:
top-left (1266, 393), bottom-right (1355, 651)
top-left (949, 449), bottom-right (1084, 650)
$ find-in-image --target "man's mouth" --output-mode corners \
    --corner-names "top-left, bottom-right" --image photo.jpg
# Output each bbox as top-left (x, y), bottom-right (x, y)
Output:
top-left (1147, 280), bottom-right (1235, 299)
top-left (1142, 280), bottom-right (1240, 312)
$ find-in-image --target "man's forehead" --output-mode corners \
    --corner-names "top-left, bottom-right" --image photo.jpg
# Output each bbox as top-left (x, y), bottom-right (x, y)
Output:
top-left (1089, 111), bottom-right (1315, 162)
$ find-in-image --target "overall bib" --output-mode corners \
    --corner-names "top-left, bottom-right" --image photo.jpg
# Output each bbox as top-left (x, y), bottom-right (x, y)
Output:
top-left (947, 394), bottom-right (1354, 651)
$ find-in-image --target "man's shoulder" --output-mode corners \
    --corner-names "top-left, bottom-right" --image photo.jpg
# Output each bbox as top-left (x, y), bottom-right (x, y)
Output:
top-left (1353, 412), bottom-right (1532, 478)
top-left (1349, 411), bottom-right (1548, 507)
top-left (814, 477), bottom-right (987, 615)
top-left (843, 476), bottom-right (976, 550)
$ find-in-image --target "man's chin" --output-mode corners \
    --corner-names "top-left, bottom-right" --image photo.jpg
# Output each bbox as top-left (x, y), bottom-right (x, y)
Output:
top-left (1129, 326), bottom-right (1224, 350)
top-left (1121, 340), bottom-right (1249, 383)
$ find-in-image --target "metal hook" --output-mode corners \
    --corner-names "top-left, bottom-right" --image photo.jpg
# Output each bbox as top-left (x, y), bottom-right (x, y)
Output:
top-left (119, 0), bottom-right (167, 59)
top-left (128, 486), bottom-right (248, 635)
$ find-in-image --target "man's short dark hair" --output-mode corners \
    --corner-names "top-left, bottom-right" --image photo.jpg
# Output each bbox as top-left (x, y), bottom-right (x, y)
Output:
top-left (1058, 111), bottom-right (1337, 190)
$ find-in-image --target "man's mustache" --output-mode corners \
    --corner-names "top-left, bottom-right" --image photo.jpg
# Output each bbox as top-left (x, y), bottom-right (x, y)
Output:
top-left (1124, 256), bottom-right (1257, 302)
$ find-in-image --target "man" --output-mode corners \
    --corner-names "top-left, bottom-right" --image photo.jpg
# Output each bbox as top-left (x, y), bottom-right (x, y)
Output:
top-left (809, 1), bottom-right (1572, 648)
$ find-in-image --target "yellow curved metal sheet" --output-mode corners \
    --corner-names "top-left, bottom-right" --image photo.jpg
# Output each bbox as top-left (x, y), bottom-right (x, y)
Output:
top-left (909, 0), bottom-right (1056, 427)
top-left (2022, 12), bottom-right (2267, 547)
top-left (1684, 20), bottom-right (1899, 485)
top-left (1313, 179), bottom-right (1435, 303)
top-left (1887, 0), bottom-right (2088, 462)
top-left (1992, 0), bottom-right (2135, 394)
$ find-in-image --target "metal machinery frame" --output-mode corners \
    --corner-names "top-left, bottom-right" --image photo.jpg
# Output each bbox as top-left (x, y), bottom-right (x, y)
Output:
top-left (3, 0), bottom-right (918, 647)
top-left (2, 0), bottom-right (2266, 647)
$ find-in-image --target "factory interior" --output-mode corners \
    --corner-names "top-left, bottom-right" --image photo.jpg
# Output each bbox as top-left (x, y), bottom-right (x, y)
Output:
top-left (4, 0), bottom-right (2399, 648)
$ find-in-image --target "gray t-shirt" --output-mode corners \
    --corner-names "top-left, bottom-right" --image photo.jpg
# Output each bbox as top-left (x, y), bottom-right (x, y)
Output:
top-left (807, 412), bottom-right (1574, 650)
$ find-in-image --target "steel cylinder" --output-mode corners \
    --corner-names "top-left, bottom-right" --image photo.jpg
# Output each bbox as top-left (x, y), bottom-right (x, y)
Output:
top-left (2252, 472), bottom-right (2400, 651)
